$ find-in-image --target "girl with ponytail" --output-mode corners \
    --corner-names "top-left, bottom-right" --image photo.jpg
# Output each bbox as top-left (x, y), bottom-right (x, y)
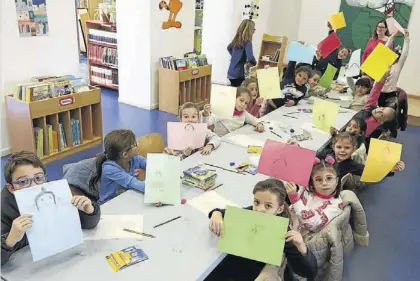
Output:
top-left (90, 129), bottom-right (149, 205)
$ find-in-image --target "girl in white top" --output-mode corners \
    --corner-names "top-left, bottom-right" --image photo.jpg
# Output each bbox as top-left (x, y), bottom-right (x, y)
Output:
top-left (201, 87), bottom-right (265, 137)
top-left (286, 158), bottom-right (344, 233)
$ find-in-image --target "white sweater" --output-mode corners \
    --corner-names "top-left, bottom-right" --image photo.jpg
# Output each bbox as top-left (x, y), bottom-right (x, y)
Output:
top-left (288, 187), bottom-right (344, 233)
top-left (201, 111), bottom-right (260, 137)
top-left (382, 36), bottom-right (409, 93)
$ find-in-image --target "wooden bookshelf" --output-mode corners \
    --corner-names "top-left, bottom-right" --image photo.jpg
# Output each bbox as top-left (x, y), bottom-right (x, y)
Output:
top-left (158, 65), bottom-right (212, 115)
top-left (252, 34), bottom-right (288, 77)
top-left (86, 20), bottom-right (118, 90)
top-left (5, 87), bottom-right (103, 164)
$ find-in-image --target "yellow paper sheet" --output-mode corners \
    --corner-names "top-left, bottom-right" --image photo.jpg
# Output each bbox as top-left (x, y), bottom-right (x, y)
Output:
top-left (256, 67), bottom-right (283, 99)
top-left (361, 139), bottom-right (402, 183)
top-left (360, 43), bottom-right (398, 82)
top-left (329, 12), bottom-right (346, 30)
top-left (312, 99), bottom-right (340, 132)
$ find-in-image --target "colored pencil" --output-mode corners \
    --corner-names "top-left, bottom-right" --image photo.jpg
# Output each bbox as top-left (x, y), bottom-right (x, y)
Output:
top-left (270, 131), bottom-right (282, 138)
top-left (283, 115), bottom-right (298, 119)
top-left (204, 163), bottom-right (247, 175)
top-left (123, 228), bottom-right (156, 238)
top-left (153, 216), bottom-right (182, 228)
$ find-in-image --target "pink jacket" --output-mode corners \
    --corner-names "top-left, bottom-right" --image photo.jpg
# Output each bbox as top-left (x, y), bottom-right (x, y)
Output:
top-left (362, 37), bottom-right (391, 63)
top-left (363, 81), bottom-right (385, 136)
top-left (246, 98), bottom-right (267, 118)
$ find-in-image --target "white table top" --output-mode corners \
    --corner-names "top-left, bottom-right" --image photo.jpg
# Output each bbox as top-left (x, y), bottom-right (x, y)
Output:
top-left (2, 99), bottom-right (355, 281)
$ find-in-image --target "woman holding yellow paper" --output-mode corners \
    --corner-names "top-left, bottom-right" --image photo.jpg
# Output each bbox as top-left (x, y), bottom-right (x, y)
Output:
top-left (207, 179), bottom-right (317, 281)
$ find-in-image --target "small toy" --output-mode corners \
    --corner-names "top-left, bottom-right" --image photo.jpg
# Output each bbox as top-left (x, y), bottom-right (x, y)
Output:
top-left (181, 199), bottom-right (187, 204)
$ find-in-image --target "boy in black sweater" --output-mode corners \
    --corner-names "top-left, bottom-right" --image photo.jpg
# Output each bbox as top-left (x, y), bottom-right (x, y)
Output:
top-left (1, 151), bottom-right (101, 266)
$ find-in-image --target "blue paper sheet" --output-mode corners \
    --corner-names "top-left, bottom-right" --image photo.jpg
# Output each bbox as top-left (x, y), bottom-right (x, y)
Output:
top-left (286, 42), bottom-right (316, 64)
top-left (14, 180), bottom-right (83, 261)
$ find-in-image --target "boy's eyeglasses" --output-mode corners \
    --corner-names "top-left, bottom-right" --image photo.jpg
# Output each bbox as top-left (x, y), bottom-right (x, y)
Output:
top-left (313, 176), bottom-right (336, 184)
top-left (11, 173), bottom-right (47, 188)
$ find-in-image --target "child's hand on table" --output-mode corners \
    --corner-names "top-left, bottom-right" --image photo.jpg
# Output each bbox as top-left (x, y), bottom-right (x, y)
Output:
top-left (183, 147), bottom-right (193, 157)
top-left (5, 214), bottom-right (33, 247)
top-left (285, 230), bottom-right (308, 256)
top-left (155, 202), bottom-right (163, 207)
top-left (287, 139), bottom-right (299, 146)
top-left (285, 100), bottom-right (296, 107)
top-left (330, 126), bottom-right (338, 136)
top-left (255, 97), bottom-right (264, 106)
top-left (209, 211), bottom-right (224, 237)
top-left (286, 182), bottom-right (298, 194)
top-left (163, 147), bottom-right (174, 155)
top-left (392, 161), bottom-right (405, 172)
top-left (200, 144), bottom-right (214, 155)
top-left (72, 195), bottom-right (95, 214)
top-left (255, 122), bottom-right (265, 132)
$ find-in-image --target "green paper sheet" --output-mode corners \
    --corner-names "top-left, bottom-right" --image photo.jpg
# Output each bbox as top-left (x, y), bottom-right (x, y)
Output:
top-left (144, 153), bottom-right (181, 205)
top-left (218, 207), bottom-right (289, 265)
top-left (319, 64), bottom-right (338, 88)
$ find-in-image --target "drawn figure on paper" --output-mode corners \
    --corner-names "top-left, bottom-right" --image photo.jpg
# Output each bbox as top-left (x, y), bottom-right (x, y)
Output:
top-left (184, 124), bottom-right (195, 132)
top-left (271, 156), bottom-right (288, 178)
top-left (247, 224), bottom-right (264, 245)
top-left (159, 0), bottom-right (183, 29)
top-left (35, 186), bottom-right (56, 211)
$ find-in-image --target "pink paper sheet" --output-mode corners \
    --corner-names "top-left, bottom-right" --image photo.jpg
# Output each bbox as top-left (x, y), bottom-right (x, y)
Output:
top-left (317, 32), bottom-right (342, 58)
top-left (257, 140), bottom-right (316, 187)
top-left (167, 122), bottom-right (208, 150)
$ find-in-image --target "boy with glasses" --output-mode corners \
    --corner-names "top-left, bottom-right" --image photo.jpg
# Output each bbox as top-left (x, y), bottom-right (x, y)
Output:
top-left (1, 151), bottom-right (101, 266)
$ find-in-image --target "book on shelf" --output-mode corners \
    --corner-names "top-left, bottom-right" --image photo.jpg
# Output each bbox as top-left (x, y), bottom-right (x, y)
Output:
top-left (14, 75), bottom-right (89, 102)
top-left (88, 29), bottom-right (117, 45)
top-left (88, 44), bottom-right (118, 67)
top-left (71, 119), bottom-right (81, 146)
top-left (59, 123), bottom-right (67, 148)
top-left (91, 66), bottom-right (118, 86)
top-left (34, 127), bottom-right (44, 158)
top-left (159, 53), bottom-right (208, 70)
top-left (52, 130), bottom-right (59, 153)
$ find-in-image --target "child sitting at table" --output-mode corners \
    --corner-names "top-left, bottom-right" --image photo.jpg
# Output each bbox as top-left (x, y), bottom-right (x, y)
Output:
top-left (90, 129), bottom-right (159, 205)
top-left (319, 132), bottom-right (405, 185)
top-left (201, 87), bottom-right (265, 137)
top-left (346, 77), bottom-right (372, 112)
top-left (163, 102), bottom-right (221, 158)
top-left (307, 70), bottom-right (331, 97)
top-left (207, 179), bottom-right (317, 281)
top-left (266, 61), bottom-right (312, 113)
top-left (1, 151), bottom-right (101, 266)
top-left (243, 78), bottom-right (267, 118)
top-left (286, 159), bottom-right (343, 233)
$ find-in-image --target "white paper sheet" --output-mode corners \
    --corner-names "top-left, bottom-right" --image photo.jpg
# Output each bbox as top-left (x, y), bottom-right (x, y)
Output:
top-left (345, 49), bottom-right (361, 77)
top-left (210, 84), bottom-right (237, 119)
top-left (225, 134), bottom-right (266, 148)
top-left (188, 191), bottom-right (238, 216)
top-left (14, 180), bottom-right (83, 261)
top-left (83, 215), bottom-right (144, 240)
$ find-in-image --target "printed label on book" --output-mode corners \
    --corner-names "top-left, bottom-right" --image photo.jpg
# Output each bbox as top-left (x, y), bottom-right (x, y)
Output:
top-left (59, 96), bottom-right (75, 106)
top-left (192, 69), bottom-right (199, 76)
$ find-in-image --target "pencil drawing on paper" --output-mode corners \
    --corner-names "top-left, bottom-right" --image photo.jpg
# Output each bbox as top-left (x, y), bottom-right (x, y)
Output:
top-left (247, 224), bottom-right (264, 245)
top-left (184, 124), bottom-right (195, 131)
top-left (35, 186), bottom-right (56, 211)
top-left (271, 156), bottom-right (288, 178)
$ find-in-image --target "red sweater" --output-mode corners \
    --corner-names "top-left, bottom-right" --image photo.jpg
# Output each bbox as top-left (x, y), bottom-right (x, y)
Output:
top-left (362, 37), bottom-right (391, 63)
top-left (363, 81), bottom-right (385, 136)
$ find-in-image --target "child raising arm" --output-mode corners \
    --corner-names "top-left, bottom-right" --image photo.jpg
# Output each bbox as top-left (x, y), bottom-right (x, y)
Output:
top-left (201, 87), bottom-right (265, 137)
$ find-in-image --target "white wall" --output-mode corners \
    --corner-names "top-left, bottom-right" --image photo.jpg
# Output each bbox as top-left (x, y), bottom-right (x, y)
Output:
top-left (117, 0), bottom-right (195, 109)
top-left (0, 0), bottom-right (80, 155)
top-left (297, 0), bottom-right (420, 96)
top-left (267, 0), bottom-right (302, 42)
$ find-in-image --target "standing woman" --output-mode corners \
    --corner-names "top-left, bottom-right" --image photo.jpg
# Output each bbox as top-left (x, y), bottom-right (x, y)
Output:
top-left (362, 19), bottom-right (392, 63)
top-left (227, 19), bottom-right (257, 87)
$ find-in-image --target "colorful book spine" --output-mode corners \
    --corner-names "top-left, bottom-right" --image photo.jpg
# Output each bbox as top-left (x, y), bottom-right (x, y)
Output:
top-left (47, 125), bottom-right (53, 154)
top-left (52, 130), bottom-right (59, 152)
top-left (33, 127), bottom-right (44, 158)
top-left (59, 123), bottom-right (67, 148)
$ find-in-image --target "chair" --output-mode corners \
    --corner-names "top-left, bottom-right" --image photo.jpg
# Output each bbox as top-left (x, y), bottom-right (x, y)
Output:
top-left (136, 133), bottom-right (165, 180)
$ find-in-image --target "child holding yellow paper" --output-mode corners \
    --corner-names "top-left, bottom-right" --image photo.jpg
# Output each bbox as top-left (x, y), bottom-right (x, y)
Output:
top-left (286, 158), bottom-right (343, 233)
top-left (163, 102), bottom-right (221, 158)
top-left (244, 78), bottom-right (267, 118)
top-left (202, 87), bottom-right (265, 137)
top-left (207, 179), bottom-right (317, 281)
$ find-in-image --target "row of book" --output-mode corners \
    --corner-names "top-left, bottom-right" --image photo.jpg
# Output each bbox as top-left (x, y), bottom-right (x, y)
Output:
top-left (91, 66), bottom-right (118, 86)
top-left (14, 75), bottom-right (89, 102)
top-left (159, 53), bottom-right (208, 70)
top-left (33, 121), bottom-right (82, 157)
top-left (88, 29), bottom-right (117, 45)
top-left (88, 44), bottom-right (118, 67)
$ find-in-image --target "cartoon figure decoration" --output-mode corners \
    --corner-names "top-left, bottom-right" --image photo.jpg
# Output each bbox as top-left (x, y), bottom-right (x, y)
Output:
top-left (159, 0), bottom-right (183, 29)
top-left (243, 0), bottom-right (260, 20)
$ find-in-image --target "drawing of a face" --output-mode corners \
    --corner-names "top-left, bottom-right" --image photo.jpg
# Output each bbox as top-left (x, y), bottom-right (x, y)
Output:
top-left (35, 187), bottom-right (56, 211)
top-left (270, 156), bottom-right (288, 179)
top-left (184, 124), bottom-right (195, 132)
top-left (247, 224), bottom-right (265, 245)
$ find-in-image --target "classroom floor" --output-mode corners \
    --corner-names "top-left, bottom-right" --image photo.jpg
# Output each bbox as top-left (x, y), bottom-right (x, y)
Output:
top-left (1, 59), bottom-right (419, 280)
